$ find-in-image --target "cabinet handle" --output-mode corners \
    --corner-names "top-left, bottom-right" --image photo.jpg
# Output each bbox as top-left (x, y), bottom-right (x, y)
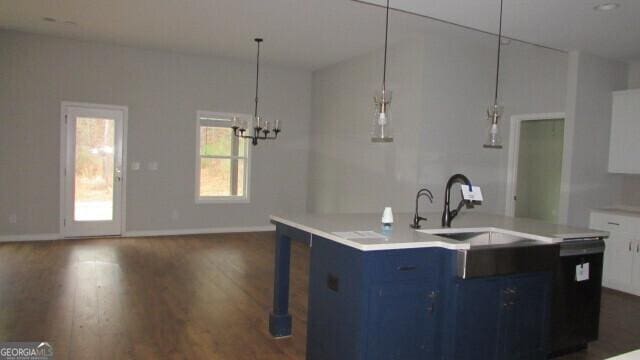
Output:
top-left (630, 242), bottom-right (633, 252)
top-left (607, 222), bottom-right (620, 226)
top-left (397, 265), bottom-right (417, 271)
top-left (427, 291), bottom-right (438, 314)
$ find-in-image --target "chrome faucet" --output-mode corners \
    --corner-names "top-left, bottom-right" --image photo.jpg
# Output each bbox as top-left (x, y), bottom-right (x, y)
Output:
top-left (410, 188), bottom-right (434, 229)
top-left (442, 174), bottom-right (473, 228)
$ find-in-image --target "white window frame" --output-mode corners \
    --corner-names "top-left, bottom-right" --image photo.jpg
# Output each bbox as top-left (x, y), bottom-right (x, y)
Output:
top-left (195, 111), bottom-right (251, 204)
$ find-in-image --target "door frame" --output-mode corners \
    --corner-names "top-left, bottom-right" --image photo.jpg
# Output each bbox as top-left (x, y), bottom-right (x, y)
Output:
top-left (505, 112), bottom-right (566, 221)
top-left (59, 101), bottom-right (128, 238)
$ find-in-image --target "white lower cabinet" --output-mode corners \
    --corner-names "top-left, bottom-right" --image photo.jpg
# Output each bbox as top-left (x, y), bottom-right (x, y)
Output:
top-left (590, 211), bottom-right (640, 296)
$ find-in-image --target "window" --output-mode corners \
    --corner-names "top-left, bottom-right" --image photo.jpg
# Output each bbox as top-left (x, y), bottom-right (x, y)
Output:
top-left (196, 111), bottom-right (250, 203)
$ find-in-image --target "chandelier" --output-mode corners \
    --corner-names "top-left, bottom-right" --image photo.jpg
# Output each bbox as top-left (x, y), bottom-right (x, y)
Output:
top-left (232, 38), bottom-right (281, 146)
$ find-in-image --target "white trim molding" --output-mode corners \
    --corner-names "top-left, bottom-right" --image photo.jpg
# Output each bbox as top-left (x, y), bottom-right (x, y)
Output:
top-left (123, 225), bottom-right (275, 238)
top-left (0, 233), bottom-right (60, 243)
top-left (505, 112), bottom-right (567, 221)
top-left (0, 226), bottom-right (276, 243)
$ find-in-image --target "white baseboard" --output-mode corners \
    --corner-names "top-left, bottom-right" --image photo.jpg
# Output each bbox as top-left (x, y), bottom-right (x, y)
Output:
top-left (122, 225), bottom-right (276, 238)
top-left (0, 233), bottom-right (60, 243)
top-left (0, 226), bottom-right (275, 243)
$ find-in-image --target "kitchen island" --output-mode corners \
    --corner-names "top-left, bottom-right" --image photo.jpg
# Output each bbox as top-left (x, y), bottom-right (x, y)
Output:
top-left (268, 212), bottom-right (607, 359)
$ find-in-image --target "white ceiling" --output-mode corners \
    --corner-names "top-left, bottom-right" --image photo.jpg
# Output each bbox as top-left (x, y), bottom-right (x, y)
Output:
top-left (363, 0), bottom-right (640, 62)
top-left (1, 0), bottom-right (639, 70)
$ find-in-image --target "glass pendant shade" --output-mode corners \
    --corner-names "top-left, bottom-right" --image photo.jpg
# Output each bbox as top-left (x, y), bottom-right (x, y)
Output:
top-left (372, 89), bottom-right (393, 143)
top-left (483, 104), bottom-right (503, 149)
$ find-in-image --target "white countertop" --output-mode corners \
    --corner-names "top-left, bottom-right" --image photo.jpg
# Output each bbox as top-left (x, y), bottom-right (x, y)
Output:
top-left (593, 205), bottom-right (640, 218)
top-left (607, 349), bottom-right (640, 359)
top-left (270, 212), bottom-right (608, 251)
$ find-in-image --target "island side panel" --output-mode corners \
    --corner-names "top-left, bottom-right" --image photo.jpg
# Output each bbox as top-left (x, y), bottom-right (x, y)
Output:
top-left (269, 222), bottom-right (310, 337)
top-left (307, 235), bottom-right (368, 360)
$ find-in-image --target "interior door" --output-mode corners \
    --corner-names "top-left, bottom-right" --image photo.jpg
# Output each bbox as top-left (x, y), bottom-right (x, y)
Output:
top-left (514, 119), bottom-right (564, 222)
top-left (62, 104), bottom-right (125, 237)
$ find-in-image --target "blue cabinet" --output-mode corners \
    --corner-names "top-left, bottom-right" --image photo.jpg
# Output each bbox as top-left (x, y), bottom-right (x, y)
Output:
top-left (449, 272), bottom-right (552, 360)
top-left (305, 235), bottom-right (552, 360)
top-left (306, 236), bottom-right (445, 360)
top-left (366, 282), bottom-right (440, 360)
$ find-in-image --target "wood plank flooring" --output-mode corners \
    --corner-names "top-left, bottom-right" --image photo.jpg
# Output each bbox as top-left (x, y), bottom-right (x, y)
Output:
top-left (0, 233), bottom-right (638, 359)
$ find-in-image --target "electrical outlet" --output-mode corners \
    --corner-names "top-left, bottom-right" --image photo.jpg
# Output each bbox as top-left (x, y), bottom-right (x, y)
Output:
top-left (8, 214), bottom-right (17, 224)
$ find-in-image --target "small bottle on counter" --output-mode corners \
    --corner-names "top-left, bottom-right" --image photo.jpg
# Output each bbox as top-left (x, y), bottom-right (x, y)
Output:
top-left (381, 207), bottom-right (394, 233)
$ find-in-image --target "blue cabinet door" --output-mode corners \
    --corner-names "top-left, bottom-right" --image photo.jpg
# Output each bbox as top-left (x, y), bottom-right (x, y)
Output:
top-left (451, 276), bottom-right (504, 360)
top-left (451, 272), bottom-right (551, 360)
top-left (366, 281), bottom-right (441, 360)
top-left (500, 273), bottom-right (552, 360)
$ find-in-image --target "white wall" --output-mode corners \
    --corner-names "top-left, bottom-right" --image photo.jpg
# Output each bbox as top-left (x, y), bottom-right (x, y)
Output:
top-left (0, 30), bottom-right (311, 236)
top-left (563, 51), bottom-right (628, 227)
top-left (308, 21), bottom-right (568, 217)
top-left (619, 61), bottom-right (640, 206)
top-left (628, 61), bottom-right (640, 88)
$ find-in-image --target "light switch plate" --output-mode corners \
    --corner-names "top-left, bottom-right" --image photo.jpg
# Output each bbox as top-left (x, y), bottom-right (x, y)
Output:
top-left (131, 162), bottom-right (140, 171)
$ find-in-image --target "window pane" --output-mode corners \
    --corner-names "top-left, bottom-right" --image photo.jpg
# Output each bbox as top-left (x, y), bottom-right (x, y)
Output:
top-left (200, 126), bottom-right (232, 157)
top-left (238, 138), bottom-right (247, 157)
top-left (74, 117), bottom-right (115, 221)
top-left (200, 158), bottom-right (231, 197)
top-left (236, 159), bottom-right (245, 196)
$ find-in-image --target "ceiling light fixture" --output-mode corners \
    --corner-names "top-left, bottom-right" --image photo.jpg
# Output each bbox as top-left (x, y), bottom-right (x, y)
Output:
top-left (483, 0), bottom-right (505, 149)
top-left (372, 0), bottom-right (393, 143)
top-left (231, 38), bottom-right (281, 146)
top-left (593, 3), bottom-right (620, 11)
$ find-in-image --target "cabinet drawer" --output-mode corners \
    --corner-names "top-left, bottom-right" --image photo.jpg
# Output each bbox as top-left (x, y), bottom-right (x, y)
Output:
top-left (368, 249), bottom-right (441, 282)
top-left (590, 212), bottom-right (638, 234)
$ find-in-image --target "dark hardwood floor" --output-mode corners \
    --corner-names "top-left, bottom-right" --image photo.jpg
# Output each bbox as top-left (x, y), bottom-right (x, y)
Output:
top-left (0, 233), bottom-right (638, 359)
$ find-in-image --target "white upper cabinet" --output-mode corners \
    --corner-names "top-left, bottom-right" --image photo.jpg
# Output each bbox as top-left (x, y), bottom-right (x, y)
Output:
top-left (608, 89), bottom-right (640, 173)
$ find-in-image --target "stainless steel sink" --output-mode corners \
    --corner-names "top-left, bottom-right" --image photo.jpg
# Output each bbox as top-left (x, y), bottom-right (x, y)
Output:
top-left (428, 230), bottom-right (538, 247)
top-left (419, 228), bottom-right (560, 278)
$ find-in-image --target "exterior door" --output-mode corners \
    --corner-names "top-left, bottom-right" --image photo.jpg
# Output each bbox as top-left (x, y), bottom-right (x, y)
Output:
top-left (62, 103), bottom-right (125, 237)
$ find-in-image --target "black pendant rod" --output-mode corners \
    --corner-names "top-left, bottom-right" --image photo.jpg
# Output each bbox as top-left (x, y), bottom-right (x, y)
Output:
top-left (493, 0), bottom-right (503, 105)
top-left (382, 0), bottom-right (390, 92)
top-left (254, 38), bottom-right (262, 120)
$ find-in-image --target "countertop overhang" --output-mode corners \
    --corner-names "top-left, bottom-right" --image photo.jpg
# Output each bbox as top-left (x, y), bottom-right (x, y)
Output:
top-left (270, 212), bottom-right (608, 251)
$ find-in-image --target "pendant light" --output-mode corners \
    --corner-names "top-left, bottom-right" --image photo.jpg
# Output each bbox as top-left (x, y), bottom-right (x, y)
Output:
top-left (483, 0), bottom-right (505, 149)
top-left (372, 0), bottom-right (393, 143)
